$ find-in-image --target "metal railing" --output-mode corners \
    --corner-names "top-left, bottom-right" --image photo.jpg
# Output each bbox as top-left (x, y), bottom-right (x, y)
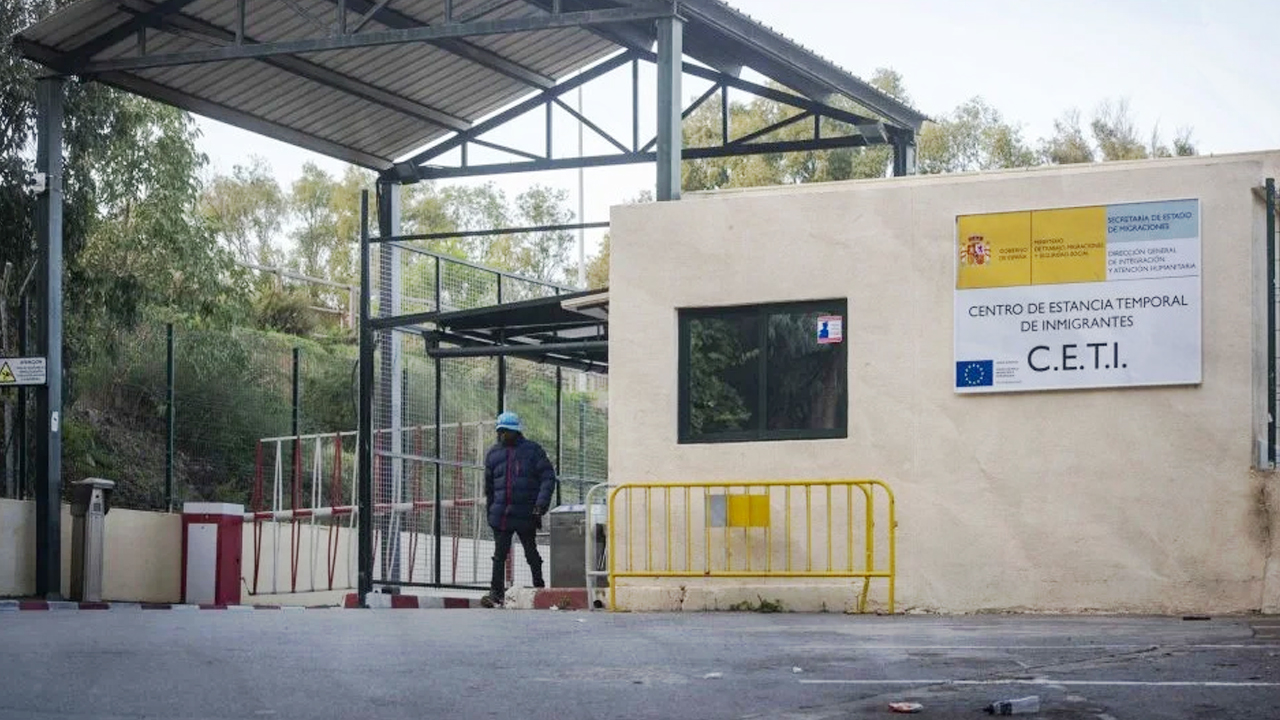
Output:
top-left (600, 479), bottom-right (896, 613)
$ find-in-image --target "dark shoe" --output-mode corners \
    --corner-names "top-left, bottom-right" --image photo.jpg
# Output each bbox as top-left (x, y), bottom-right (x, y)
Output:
top-left (480, 594), bottom-right (503, 608)
top-left (532, 579), bottom-right (546, 589)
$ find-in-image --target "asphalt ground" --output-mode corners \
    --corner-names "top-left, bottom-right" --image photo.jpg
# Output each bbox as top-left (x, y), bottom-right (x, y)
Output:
top-left (1, 610), bottom-right (1278, 719)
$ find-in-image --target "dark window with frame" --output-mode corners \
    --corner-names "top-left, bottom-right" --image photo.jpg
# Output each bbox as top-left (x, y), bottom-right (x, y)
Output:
top-left (678, 300), bottom-right (848, 444)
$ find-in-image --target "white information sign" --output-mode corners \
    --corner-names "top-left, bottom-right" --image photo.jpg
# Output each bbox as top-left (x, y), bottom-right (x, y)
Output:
top-left (954, 199), bottom-right (1201, 394)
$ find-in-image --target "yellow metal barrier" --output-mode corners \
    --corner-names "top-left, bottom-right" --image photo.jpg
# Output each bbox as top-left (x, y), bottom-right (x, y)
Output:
top-left (606, 479), bottom-right (895, 613)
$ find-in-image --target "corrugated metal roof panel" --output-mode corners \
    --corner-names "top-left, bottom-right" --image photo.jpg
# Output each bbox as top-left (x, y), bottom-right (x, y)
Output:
top-left (15, 0), bottom-right (927, 172)
top-left (19, 0), bottom-right (115, 47)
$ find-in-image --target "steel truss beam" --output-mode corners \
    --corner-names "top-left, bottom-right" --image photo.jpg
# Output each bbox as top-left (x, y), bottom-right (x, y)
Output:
top-left (416, 137), bottom-right (875, 180)
top-left (403, 49), bottom-right (886, 182)
top-left (424, 331), bottom-right (606, 374)
top-left (377, 220), bottom-right (610, 244)
top-left (77, 4), bottom-right (675, 73)
top-left (313, 0), bottom-right (556, 89)
top-left (62, 0), bottom-right (200, 64)
top-left (402, 49), bottom-right (636, 172)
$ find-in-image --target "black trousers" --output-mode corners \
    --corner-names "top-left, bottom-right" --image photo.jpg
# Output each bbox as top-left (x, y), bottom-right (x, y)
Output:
top-left (491, 526), bottom-right (543, 598)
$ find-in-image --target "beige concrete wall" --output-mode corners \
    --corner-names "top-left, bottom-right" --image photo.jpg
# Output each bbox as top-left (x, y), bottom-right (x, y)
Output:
top-left (0, 501), bottom-right (359, 605)
top-left (0, 498), bottom-right (180, 602)
top-left (609, 152), bottom-right (1280, 614)
top-left (0, 501), bottom-right (524, 605)
top-left (241, 520), bottom-right (357, 598)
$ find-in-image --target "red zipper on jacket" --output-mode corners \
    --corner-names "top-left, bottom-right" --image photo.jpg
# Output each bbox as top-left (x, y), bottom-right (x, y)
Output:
top-left (501, 446), bottom-right (514, 531)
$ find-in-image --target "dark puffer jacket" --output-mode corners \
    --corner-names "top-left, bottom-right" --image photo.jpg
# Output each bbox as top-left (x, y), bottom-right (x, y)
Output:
top-left (484, 437), bottom-right (557, 531)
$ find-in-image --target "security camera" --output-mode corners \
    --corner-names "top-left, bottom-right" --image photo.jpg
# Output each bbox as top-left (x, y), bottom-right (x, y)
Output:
top-left (26, 173), bottom-right (47, 194)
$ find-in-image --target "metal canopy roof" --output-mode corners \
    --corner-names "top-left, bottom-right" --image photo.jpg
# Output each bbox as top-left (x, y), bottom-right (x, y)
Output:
top-left (422, 288), bottom-right (609, 372)
top-left (15, 0), bottom-right (927, 175)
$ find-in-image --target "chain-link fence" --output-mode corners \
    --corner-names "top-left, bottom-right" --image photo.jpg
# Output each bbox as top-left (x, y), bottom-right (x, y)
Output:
top-left (0, 319), bottom-right (362, 511)
top-left (0, 241), bottom-right (608, 595)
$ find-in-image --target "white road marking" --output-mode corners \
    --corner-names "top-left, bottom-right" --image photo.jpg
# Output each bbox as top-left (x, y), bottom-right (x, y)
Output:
top-left (783, 644), bottom-right (1280, 651)
top-left (799, 679), bottom-right (1280, 688)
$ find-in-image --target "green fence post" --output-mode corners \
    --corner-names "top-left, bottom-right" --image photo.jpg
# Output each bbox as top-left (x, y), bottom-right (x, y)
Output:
top-left (166, 323), bottom-right (174, 511)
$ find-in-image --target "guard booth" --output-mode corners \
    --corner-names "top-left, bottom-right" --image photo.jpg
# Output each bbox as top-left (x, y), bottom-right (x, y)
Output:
top-left (181, 503), bottom-right (244, 605)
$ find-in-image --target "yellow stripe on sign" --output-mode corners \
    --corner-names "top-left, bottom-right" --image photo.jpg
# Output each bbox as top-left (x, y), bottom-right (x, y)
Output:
top-left (727, 495), bottom-right (770, 527)
top-left (1031, 205), bottom-right (1107, 285)
top-left (956, 212), bottom-right (1031, 289)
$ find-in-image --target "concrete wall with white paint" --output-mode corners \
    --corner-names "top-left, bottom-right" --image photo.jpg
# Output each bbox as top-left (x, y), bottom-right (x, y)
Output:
top-left (1, 499), bottom-right (539, 603)
top-left (608, 152), bottom-right (1280, 614)
top-left (0, 498), bottom-right (180, 602)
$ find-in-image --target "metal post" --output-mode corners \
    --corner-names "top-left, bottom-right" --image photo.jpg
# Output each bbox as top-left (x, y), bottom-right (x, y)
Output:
top-left (554, 366), bottom-right (562, 506)
top-left (577, 86), bottom-right (586, 289)
top-left (357, 189), bottom-right (374, 605)
top-left (892, 131), bottom-right (916, 177)
top-left (374, 180), bottom-right (402, 584)
top-left (433, 335), bottom-right (443, 587)
top-left (578, 398), bottom-right (586, 503)
top-left (632, 58), bottom-right (640, 152)
top-left (496, 274), bottom-right (505, 414)
top-left (34, 76), bottom-right (64, 600)
top-left (165, 323), bottom-right (174, 511)
top-left (17, 296), bottom-right (29, 500)
top-left (433, 254), bottom-right (443, 586)
top-left (291, 346), bottom-right (301, 438)
top-left (655, 14), bottom-right (683, 201)
top-left (1267, 178), bottom-right (1276, 467)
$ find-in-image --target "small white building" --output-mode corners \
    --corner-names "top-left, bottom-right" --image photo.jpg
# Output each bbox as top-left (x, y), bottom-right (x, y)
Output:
top-left (607, 151), bottom-right (1280, 614)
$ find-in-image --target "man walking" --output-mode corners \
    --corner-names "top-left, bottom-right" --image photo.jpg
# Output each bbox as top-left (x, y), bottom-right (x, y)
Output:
top-left (482, 411), bottom-right (557, 607)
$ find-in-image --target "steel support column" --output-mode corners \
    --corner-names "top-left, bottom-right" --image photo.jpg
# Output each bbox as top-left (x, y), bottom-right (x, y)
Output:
top-left (375, 179), bottom-right (402, 586)
top-left (554, 368), bottom-right (562, 507)
top-left (1267, 178), bottom-right (1276, 467)
top-left (432, 256), bottom-right (443, 586)
top-left (892, 131), bottom-right (916, 177)
top-left (496, 276), bottom-right (506, 414)
top-left (655, 14), bottom-right (682, 201)
top-left (34, 76), bottom-right (64, 600)
top-left (357, 190), bottom-right (374, 605)
top-left (165, 323), bottom-right (174, 511)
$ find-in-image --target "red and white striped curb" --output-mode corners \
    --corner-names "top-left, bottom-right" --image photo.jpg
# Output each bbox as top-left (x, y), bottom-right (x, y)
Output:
top-left (2, 590), bottom-right (584, 611)
top-left (346, 593), bottom-right (483, 609)
top-left (1, 600), bottom-right (318, 611)
top-left (347, 589), bottom-right (589, 610)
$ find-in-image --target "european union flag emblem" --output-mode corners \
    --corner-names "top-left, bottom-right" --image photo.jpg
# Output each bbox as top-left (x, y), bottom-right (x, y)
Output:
top-left (956, 360), bottom-right (994, 388)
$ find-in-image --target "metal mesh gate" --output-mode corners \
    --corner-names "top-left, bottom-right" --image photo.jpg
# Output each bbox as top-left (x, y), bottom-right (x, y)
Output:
top-left (360, 191), bottom-right (608, 594)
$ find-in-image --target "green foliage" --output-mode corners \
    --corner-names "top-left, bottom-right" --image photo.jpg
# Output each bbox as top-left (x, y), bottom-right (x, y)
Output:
top-left (917, 98), bottom-right (1037, 174)
top-left (1040, 109), bottom-right (1095, 165)
top-left (585, 236), bottom-right (610, 289)
top-left (3, 0), bottom-right (240, 341)
top-left (680, 68), bottom-right (1200, 187)
top-left (66, 321), bottom-right (361, 507)
top-left (681, 70), bottom-right (906, 192)
top-left (255, 287), bottom-right (318, 336)
top-left (287, 163), bottom-right (372, 294)
top-left (200, 155), bottom-right (287, 267)
top-left (401, 181), bottom-right (578, 286)
top-left (688, 318), bottom-right (756, 435)
top-left (73, 97), bottom-right (246, 329)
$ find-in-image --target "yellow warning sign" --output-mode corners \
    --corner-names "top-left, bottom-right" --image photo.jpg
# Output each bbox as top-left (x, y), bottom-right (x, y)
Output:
top-left (0, 363), bottom-right (13, 383)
